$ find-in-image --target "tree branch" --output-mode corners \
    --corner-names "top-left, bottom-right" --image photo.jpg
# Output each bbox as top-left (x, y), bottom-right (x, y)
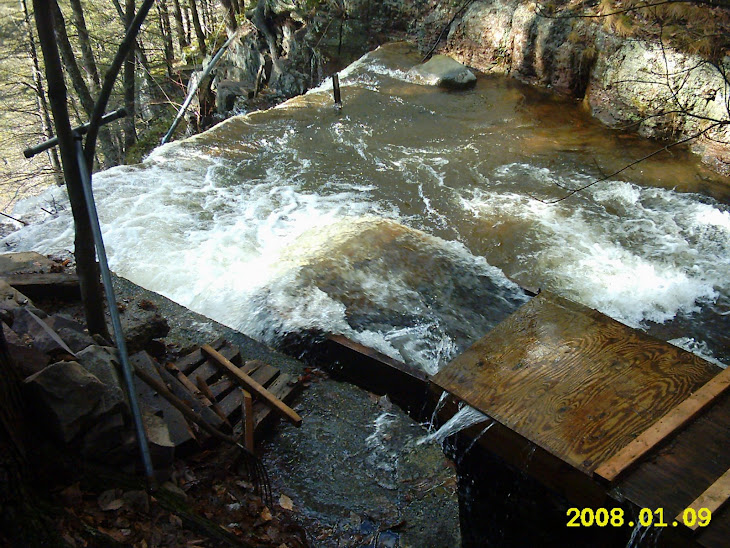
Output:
top-left (83, 0), bottom-right (155, 171)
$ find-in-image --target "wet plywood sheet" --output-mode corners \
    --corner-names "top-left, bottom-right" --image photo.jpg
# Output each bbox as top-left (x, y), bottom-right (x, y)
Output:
top-left (432, 291), bottom-right (721, 475)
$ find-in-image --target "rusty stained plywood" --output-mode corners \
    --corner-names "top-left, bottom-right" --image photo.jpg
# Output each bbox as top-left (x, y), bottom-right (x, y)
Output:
top-left (431, 291), bottom-right (721, 475)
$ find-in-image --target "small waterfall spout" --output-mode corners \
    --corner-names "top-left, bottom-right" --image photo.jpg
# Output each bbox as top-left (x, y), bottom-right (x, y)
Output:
top-left (418, 405), bottom-right (491, 446)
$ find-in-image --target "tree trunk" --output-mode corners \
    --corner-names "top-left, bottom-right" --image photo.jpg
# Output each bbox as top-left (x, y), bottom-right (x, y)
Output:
top-left (170, 0), bottom-right (189, 50)
top-left (68, 0), bottom-right (101, 92)
top-left (220, 0), bottom-right (238, 36)
top-left (157, 0), bottom-right (175, 78)
top-left (123, 0), bottom-right (138, 158)
top-left (51, 0), bottom-right (120, 167)
top-left (188, 0), bottom-right (207, 56)
top-left (34, 0), bottom-right (110, 339)
top-left (111, 0), bottom-right (159, 97)
top-left (20, 0), bottom-right (63, 185)
top-left (0, 324), bottom-right (49, 546)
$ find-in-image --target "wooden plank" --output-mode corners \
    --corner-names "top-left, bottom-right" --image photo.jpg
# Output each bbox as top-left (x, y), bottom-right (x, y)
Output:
top-left (676, 468), bottom-right (730, 531)
top-left (202, 344), bottom-right (302, 427)
top-left (596, 366), bottom-right (730, 483)
top-left (207, 361), bottom-right (261, 400)
top-left (155, 362), bottom-right (224, 429)
top-left (318, 334), bottom-right (430, 417)
top-left (184, 343), bottom-right (242, 385)
top-left (129, 351), bottom-right (196, 449)
top-left (431, 291), bottom-right (720, 475)
top-left (196, 376), bottom-right (231, 426)
top-left (616, 390), bottom-right (730, 545)
top-left (176, 338), bottom-right (226, 373)
top-left (252, 374), bottom-right (303, 430)
top-left (217, 362), bottom-right (279, 417)
top-left (241, 390), bottom-right (254, 453)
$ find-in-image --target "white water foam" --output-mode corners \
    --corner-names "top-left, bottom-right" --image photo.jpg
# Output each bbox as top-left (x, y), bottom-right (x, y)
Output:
top-left (4, 152), bottom-right (523, 374)
top-left (460, 164), bottom-right (730, 328)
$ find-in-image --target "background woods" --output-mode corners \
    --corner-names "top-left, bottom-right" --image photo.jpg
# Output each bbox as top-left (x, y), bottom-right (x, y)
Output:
top-left (0, 0), bottom-right (246, 212)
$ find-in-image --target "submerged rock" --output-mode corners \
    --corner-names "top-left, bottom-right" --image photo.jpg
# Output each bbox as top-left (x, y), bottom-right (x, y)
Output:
top-left (409, 54), bottom-right (477, 89)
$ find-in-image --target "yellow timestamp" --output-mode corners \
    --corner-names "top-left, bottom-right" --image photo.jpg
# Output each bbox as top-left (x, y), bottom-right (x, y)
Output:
top-left (566, 507), bottom-right (712, 528)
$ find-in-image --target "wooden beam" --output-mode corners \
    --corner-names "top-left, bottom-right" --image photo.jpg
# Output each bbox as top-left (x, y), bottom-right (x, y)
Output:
top-left (196, 375), bottom-right (231, 427)
top-left (201, 344), bottom-right (302, 427)
top-left (676, 468), bottom-right (730, 531)
top-left (595, 367), bottom-right (730, 483)
top-left (241, 389), bottom-right (254, 453)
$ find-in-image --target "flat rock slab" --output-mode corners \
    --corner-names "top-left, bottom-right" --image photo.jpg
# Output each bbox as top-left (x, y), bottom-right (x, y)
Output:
top-left (0, 251), bottom-right (55, 275)
top-left (409, 55), bottom-right (477, 89)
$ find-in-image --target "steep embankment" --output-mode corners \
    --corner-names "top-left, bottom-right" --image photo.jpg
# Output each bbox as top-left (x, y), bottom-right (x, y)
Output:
top-left (416, 0), bottom-right (730, 176)
top-left (215, 0), bottom-right (729, 176)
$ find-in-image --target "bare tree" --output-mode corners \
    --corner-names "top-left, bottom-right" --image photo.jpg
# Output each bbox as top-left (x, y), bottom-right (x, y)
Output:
top-left (51, 0), bottom-right (121, 167)
top-left (19, 0), bottom-right (63, 185)
top-left (123, 0), bottom-right (138, 156)
top-left (171, 0), bottom-right (190, 51)
top-left (189, 0), bottom-right (207, 56)
top-left (33, 0), bottom-right (109, 338)
top-left (157, 0), bottom-right (176, 77)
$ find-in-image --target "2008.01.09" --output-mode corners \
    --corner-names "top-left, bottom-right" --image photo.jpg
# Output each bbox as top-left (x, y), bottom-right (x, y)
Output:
top-left (567, 507), bottom-right (712, 528)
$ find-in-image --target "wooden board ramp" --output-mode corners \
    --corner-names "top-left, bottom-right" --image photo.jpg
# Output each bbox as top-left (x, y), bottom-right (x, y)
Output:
top-left (133, 338), bottom-right (303, 455)
top-left (431, 291), bottom-right (730, 547)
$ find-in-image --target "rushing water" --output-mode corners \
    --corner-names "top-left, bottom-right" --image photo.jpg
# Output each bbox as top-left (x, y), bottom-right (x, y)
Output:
top-left (5, 42), bottom-right (729, 371)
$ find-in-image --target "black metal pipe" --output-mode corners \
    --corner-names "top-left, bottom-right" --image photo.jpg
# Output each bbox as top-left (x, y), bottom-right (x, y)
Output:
top-left (23, 108), bottom-right (127, 159)
top-left (73, 132), bottom-right (155, 487)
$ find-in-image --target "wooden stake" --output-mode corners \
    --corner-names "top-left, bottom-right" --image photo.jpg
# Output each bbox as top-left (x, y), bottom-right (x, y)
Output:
top-left (196, 375), bottom-right (232, 427)
top-left (201, 344), bottom-right (302, 427)
top-left (254, 65), bottom-right (264, 98)
top-left (241, 389), bottom-right (255, 453)
top-left (332, 73), bottom-right (342, 110)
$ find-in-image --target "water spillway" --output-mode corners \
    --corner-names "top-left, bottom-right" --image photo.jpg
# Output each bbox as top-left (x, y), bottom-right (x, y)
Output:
top-left (6, 42), bottom-right (729, 372)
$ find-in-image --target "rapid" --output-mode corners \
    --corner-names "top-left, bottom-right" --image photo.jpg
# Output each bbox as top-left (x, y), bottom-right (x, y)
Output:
top-left (5, 43), bottom-right (729, 372)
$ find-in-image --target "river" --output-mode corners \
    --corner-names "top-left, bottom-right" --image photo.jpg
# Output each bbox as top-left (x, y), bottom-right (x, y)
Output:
top-left (6, 42), bottom-right (729, 372)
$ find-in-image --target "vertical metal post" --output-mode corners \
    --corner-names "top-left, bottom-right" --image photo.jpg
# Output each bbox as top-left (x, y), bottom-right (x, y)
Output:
top-left (332, 73), bottom-right (342, 110)
top-left (74, 133), bottom-right (155, 486)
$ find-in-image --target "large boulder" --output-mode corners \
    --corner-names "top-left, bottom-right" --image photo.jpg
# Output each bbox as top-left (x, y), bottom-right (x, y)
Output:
top-left (76, 345), bottom-right (129, 419)
top-left (0, 279), bottom-right (32, 323)
top-left (409, 55), bottom-right (477, 89)
top-left (117, 299), bottom-right (170, 353)
top-left (24, 361), bottom-right (108, 443)
top-left (10, 307), bottom-right (75, 358)
top-left (215, 79), bottom-right (250, 113)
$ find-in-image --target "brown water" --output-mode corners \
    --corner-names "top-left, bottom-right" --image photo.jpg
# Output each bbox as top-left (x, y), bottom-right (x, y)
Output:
top-left (7, 42), bottom-right (729, 369)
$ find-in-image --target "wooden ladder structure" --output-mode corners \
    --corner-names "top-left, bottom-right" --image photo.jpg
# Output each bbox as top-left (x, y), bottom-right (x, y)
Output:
top-left (132, 338), bottom-right (303, 455)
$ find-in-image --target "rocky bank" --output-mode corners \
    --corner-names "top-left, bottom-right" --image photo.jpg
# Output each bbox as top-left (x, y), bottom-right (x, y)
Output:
top-left (201, 0), bottom-right (729, 176)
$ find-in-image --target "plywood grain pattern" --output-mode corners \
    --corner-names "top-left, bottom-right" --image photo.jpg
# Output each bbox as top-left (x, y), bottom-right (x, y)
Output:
top-left (432, 292), bottom-right (721, 474)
